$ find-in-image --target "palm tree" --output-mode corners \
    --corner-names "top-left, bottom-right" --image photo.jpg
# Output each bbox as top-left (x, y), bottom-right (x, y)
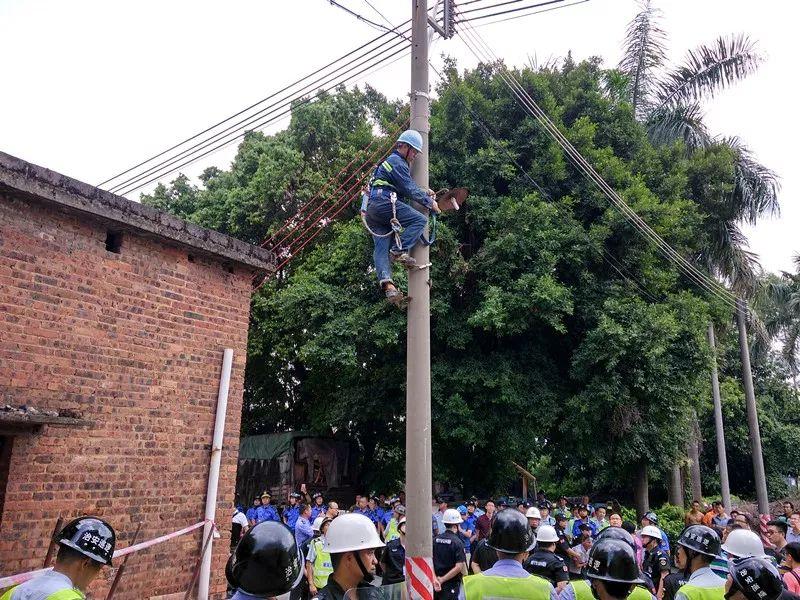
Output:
top-left (618, 0), bottom-right (780, 294)
top-left (758, 256), bottom-right (800, 390)
top-left (617, 1), bottom-right (781, 508)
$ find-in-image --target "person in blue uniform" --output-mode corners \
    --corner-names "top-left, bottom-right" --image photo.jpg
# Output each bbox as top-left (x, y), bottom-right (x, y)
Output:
top-left (572, 504), bottom-right (598, 539)
top-left (257, 492), bottom-right (280, 524)
top-left (284, 492), bottom-right (303, 530)
top-left (364, 129), bottom-right (441, 304)
top-left (310, 493), bottom-right (327, 521)
top-left (247, 495), bottom-right (262, 527)
top-left (458, 505), bottom-right (476, 558)
top-left (368, 496), bottom-right (383, 526)
top-left (295, 504), bottom-right (315, 549)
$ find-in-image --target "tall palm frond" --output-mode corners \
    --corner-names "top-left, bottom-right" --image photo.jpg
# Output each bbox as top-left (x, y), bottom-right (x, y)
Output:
top-left (719, 136), bottom-right (780, 224)
top-left (618, 0), bottom-right (668, 120)
top-left (701, 220), bottom-right (759, 296)
top-left (646, 102), bottom-right (711, 150)
top-left (654, 34), bottom-right (762, 110)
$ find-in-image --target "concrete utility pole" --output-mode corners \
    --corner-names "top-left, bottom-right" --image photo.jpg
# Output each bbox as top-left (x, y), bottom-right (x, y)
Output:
top-left (708, 323), bottom-right (732, 510)
top-left (687, 411), bottom-right (703, 502)
top-left (735, 298), bottom-right (770, 515)
top-left (405, 0), bottom-right (433, 597)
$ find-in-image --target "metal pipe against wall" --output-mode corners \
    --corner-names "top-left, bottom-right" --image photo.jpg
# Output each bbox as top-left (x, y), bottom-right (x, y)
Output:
top-left (198, 348), bottom-right (233, 600)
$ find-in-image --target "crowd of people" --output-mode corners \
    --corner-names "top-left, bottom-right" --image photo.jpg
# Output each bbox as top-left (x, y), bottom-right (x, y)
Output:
top-left (227, 489), bottom-right (800, 600)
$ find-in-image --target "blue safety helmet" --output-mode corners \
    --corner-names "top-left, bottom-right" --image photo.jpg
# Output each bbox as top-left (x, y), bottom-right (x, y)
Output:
top-left (457, 505), bottom-right (468, 515)
top-left (397, 129), bottom-right (423, 152)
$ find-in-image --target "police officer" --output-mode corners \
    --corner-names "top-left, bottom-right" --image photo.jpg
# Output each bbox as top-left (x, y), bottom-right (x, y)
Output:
top-left (311, 493), bottom-right (327, 521)
top-left (381, 517), bottom-right (407, 585)
top-left (285, 492), bottom-right (303, 530)
top-left (384, 505), bottom-right (405, 543)
top-left (725, 557), bottom-right (784, 600)
top-left (226, 521), bottom-right (303, 600)
top-left (460, 508), bottom-right (556, 600)
top-left (247, 495), bottom-right (262, 527)
top-left (1, 517), bottom-right (115, 600)
top-left (540, 502), bottom-right (556, 527)
top-left (524, 524), bottom-right (570, 592)
top-left (584, 538), bottom-right (644, 600)
top-left (673, 525), bottom-right (724, 600)
top-left (258, 492), bottom-right (281, 524)
top-left (642, 512), bottom-right (670, 553)
top-left (642, 525), bottom-right (670, 599)
top-left (306, 517), bottom-right (333, 597)
top-left (435, 508), bottom-right (468, 600)
top-left (315, 513), bottom-right (385, 600)
top-left (592, 527), bottom-right (657, 600)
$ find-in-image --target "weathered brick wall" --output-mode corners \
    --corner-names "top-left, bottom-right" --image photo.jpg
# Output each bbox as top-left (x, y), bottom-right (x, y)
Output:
top-left (0, 190), bottom-right (253, 599)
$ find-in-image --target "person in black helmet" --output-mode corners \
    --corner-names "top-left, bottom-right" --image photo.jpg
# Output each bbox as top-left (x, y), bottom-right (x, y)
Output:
top-left (583, 538), bottom-right (644, 600)
top-left (0, 517), bottom-right (115, 600)
top-left (435, 509), bottom-right (468, 600)
top-left (725, 556), bottom-right (784, 600)
top-left (460, 509), bottom-right (557, 600)
top-left (673, 525), bottom-right (724, 600)
top-left (226, 521), bottom-right (304, 600)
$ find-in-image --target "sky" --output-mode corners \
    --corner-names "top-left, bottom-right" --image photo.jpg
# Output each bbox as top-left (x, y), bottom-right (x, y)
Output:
top-left (1, 0), bottom-right (797, 274)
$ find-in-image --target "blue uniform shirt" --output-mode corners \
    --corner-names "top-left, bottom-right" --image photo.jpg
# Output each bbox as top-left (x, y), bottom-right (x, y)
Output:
top-left (459, 515), bottom-right (477, 553)
top-left (295, 516), bottom-right (314, 548)
top-left (257, 504), bottom-right (280, 523)
top-left (572, 518), bottom-right (597, 539)
top-left (370, 150), bottom-right (434, 209)
top-left (310, 504), bottom-right (327, 520)
top-left (245, 506), bottom-right (259, 523)
top-left (285, 505), bottom-right (300, 530)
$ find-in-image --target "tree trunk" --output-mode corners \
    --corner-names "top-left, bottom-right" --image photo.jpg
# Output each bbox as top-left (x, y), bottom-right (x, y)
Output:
top-left (634, 462), bottom-right (650, 517)
top-left (687, 411), bottom-right (703, 501)
top-left (668, 464), bottom-right (684, 507)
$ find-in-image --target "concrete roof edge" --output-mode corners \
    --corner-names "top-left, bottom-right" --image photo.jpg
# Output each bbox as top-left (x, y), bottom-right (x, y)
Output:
top-left (0, 151), bottom-right (276, 272)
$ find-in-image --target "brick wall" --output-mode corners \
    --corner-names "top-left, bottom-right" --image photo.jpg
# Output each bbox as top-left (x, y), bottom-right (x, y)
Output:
top-left (0, 190), bottom-right (254, 599)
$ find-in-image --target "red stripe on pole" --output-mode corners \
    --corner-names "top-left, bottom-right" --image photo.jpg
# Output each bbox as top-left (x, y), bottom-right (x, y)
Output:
top-left (406, 556), bottom-right (434, 600)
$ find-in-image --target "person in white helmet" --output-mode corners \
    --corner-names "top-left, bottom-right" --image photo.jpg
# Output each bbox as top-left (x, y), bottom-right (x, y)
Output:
top-left (710, 527), bottom-right (768, 580)
top-left (313, 513), bottom-right (385, 600)
top-left (434, 508), bottom-right (468, 600)
top-left (306, 517), bottom-right (333, 597)
top-left (524, 524), bottom-right (570, 592)
top-left (526, 506), bottom-right (542, 534)
top-left (641, 525), bottom-right (670, 599)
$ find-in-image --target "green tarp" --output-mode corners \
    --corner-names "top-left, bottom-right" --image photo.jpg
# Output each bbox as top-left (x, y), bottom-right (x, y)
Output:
top-left (238, 431), bottom-right (312, 461)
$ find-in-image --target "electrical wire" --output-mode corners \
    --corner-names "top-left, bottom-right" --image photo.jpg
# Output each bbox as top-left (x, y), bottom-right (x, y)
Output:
top-left (454, 13), bottom-right (739, 308)
top-left (456, 0), bottom-right (567, 18)
top-left (113, 41), bottom-right (410, 196)
top-left (99, 26), bottom-right (402, 189)
top-left (464, 0), bottom-right (589, 28)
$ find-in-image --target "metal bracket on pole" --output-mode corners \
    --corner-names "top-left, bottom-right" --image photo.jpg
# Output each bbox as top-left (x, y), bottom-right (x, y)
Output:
top-left (427, 0), bottom-right (454, 38)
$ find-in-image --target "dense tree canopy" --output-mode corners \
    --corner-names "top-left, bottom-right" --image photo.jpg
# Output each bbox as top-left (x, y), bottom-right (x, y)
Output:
top-left (142, 56), bottom-right (797, 502)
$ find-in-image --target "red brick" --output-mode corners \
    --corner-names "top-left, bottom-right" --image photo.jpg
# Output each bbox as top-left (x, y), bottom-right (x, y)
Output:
top-left (0, 191), bottom-right (254, 599)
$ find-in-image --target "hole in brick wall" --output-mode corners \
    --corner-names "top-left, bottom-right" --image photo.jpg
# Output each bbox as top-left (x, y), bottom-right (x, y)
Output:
top-left (105, 230), bottom-right (123, 254)
top-left (187, 254), bottom-right (195, 263)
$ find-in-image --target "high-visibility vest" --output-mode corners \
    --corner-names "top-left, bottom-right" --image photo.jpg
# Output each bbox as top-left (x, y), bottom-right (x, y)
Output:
top-left (0, 585), bottom-right (84, 600)
top-left (676, 584), bottom-right (725, 600)
top-left (384, 518), bottom-right (400, 543)
top-left (569, 579), bottom-right (594, 600)
top-left (311, 538), bottom-right (334, 589)
top-left (463, 573), bottom-right (552, 600)
top-left (631, 585), bottom-right (654, 600)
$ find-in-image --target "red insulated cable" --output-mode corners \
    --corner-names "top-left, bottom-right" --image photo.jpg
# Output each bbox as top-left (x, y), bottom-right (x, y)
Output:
top-left (261, 118), bottom-right (409, 251)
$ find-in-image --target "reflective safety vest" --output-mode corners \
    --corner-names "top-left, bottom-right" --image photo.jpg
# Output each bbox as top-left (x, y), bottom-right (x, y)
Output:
top-left (569, 579), bottom-right (594, 600)
top-left (384, 518), bottom-right (400, 543)
top-left (676, 584), bottom-right (725, 600)
top-left (311, 538), bottom-right (334, 589)
top-left (463, 573), bottom-right (552, 600)
top-left (630, 585), bottom-right (654, 600)
top-left (0, 586), bottom-right (84, 600)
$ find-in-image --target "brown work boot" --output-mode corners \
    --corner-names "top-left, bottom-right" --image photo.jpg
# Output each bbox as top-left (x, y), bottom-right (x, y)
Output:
top-left (382, 283), bottom-right (408, 307)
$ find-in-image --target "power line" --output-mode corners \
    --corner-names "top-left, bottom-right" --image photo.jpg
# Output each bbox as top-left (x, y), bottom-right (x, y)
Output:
top-left (112, 38), bottom-right (411, 196)
top-left (464, 0), bottom-right (589, 28)
top-left (457, 0), bottom-right (567, 18)
top-left (99, 26), bottom-right (402, 189)
top-left (454, 13), bottom-right (738, 309)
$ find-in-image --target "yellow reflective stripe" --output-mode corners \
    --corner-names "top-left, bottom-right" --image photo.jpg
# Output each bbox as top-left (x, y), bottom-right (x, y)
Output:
top-left (47, 589), bottom-right (84, 600)
top-left (381, 161), bottom-right (393, 172)
top-left (372, 179), bottom-right (396, 189)
top-left (0, 586), bottom-right (16, 600)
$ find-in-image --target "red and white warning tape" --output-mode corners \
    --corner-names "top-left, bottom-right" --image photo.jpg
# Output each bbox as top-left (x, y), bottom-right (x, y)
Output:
top-left (0, 519), bottom-right (216, 590)
top-left (405, 555), bottom-right (434, 600)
